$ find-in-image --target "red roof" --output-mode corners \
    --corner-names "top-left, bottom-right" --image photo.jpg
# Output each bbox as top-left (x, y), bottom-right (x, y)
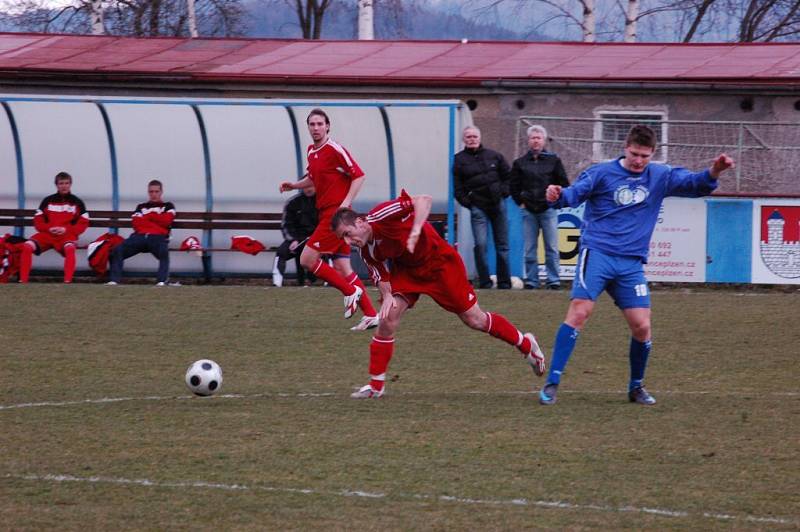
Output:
top-left (1, 32), bottom-right (799, 87)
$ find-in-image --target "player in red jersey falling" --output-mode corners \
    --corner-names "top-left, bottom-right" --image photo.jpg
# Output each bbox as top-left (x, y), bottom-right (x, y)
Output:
top-left (332, 190), bottom-right (546, 398)
top-left (280, 109), bottom-right (379, 331)
top-left (19, 171), bottom-right (89, 283)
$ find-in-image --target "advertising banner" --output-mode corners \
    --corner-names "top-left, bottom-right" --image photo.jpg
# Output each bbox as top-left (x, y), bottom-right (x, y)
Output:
top-left (751, 199), bottom-right (800, 284)
top-left (548, 198), bottom-right (707, 282)
top-left (644, 198), bottom-right (707, 282)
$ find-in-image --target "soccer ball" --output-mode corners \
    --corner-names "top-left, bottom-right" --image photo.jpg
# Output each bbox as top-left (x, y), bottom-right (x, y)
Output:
top-left (185, 359), bottom-right (223, 396)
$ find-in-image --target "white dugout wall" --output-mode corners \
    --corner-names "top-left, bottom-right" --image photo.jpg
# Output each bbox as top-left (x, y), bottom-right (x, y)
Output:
top-left (0, 96), bottom-right (472, 276)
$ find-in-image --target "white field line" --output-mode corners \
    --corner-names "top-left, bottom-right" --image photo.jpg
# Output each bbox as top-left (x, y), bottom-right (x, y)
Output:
top-left (0, 392), bottom-right (335, 411)
top-left (1, 388), bottom-right (798, 411)
top-left (4, 473), bottom-right (797, 526)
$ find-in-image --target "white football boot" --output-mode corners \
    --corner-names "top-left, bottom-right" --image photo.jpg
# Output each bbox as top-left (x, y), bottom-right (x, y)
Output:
top-left (350, 384), bottom-right (384, 399)
top-left (343, 285), bottom-right (363, 319)
top-left (524, 332), bottom-right (546, 377)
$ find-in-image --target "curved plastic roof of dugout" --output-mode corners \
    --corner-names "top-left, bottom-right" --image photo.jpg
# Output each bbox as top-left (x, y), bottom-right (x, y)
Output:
top-left (0, 32), bottom-right (799, 87)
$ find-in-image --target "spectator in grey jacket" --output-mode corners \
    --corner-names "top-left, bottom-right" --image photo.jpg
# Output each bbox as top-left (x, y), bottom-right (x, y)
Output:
top-left (510, 125), bottom-right (569, 290)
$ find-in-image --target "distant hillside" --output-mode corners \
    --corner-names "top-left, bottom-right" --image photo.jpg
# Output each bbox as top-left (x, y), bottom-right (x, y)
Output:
top-left (243, 0), bottom-right (545, 41)
top-left (0, 0), bottom-right (550, 41)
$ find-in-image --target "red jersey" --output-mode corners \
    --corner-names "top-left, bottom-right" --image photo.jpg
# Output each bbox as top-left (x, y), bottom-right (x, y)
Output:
top-left (132, 201), bottom-right (176, 236)
top-left (359, 191), bottom-right (445, 284)
top-left (306, 139), bottom-right (364, 211)
top-left (33, 193), bottom-right (89, 240)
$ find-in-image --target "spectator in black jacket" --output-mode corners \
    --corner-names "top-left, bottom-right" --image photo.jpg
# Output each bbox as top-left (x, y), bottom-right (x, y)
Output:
top-left (273, 185), bottom-right (318, 287)
top-left (510, 125), bottom-right (570, 290)
top-left (453, 126), bottom-right (512, 289)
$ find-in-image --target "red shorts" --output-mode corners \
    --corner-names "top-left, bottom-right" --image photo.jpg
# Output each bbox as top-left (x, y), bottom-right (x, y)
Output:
top-left (307, 208), bottom-right (350, 257)
top-left (29, 232), bottom-right (77, 256)
top-left (391, 246), bottom-right (477, 315)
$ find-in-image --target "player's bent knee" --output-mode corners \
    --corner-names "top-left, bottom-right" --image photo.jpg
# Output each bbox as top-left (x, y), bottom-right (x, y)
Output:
top-left (566, 308), bottom-right (592, 329)
top-left (377, 319), bottom-right (398, 337)
top-left (630, 322), bottom-right (651, 341)
top-left (459, 312), bottom-right (486, 331)
top-left (299, 255), bottom-right (316, 270)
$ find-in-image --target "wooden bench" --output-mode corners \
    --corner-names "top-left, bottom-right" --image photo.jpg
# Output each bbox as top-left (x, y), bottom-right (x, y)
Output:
top-left (0, 208), bottom-right (454, 282)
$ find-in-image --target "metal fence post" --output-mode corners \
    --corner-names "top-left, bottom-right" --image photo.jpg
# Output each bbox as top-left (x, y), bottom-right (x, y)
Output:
top-left (736, 122), bottom-right (744, 192)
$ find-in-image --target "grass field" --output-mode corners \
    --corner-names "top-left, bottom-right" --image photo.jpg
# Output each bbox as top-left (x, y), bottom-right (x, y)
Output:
top-left (1, 284), bottom-right (798, 530)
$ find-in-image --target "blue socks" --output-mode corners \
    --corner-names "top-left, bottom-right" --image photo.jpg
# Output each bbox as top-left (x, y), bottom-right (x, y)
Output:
top-left (546, 323), bottom-right (579, 385)
top-left (629, 338), bottom-right (652, 391)
top-left (546, 326), bottom-right (652, 391)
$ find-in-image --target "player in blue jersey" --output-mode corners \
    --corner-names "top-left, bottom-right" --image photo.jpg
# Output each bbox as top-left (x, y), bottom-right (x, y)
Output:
top-left (539, 125), bottom-right (734, 406)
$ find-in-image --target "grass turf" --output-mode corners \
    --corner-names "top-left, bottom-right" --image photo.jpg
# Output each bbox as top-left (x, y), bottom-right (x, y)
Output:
top-left (1, 284), bottom-right (798, 530)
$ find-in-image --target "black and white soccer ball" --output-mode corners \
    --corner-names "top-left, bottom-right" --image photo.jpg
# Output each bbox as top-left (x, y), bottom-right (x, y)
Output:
top-left (185, 359), bottom-right (223, 396)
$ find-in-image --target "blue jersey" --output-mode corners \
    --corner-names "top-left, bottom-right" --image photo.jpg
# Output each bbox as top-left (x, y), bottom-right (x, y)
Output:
top-left (552, 157), bottom-right (718, 262)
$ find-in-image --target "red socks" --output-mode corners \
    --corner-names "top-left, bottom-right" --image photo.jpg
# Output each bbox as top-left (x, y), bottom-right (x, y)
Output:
top-left (63, 244), bottom-right (76, 283)
top-left (19, 242), bottom-right (76, 283)
top-left (19, 244), bottom-right (33, 283)
top-left (310, 260), bottom-right (377, 318)
top-left (486, 312), bottom-right (531, 354)
top-left (311, 258), bottom-right (355, 295)
top-left (368, 335), bottom-right (395, 392)
top-left (346, 272), bottom-right (377, 317)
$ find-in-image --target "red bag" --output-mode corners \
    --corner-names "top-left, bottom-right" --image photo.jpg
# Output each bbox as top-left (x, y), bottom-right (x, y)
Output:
top-left (87, 232), bottom-right (124, 276)
top-left (0, 233), bottom-right (26, 283)
top-left (231, 235), bottom-right (266, 256)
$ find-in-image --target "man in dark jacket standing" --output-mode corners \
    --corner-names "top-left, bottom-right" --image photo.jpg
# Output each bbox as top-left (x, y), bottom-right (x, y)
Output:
top-left (453, 126), bottom-right (512, 289)
top-left (273, 185), bottom-right (318, 287)
top-left (510, 124), bottom-right (570, 289)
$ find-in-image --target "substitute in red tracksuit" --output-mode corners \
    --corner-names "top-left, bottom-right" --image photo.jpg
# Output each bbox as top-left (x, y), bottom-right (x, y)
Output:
top-left (331, 190), bottom-right (547, 399)
top-left (279, 108), bottom-right (379, 332)
top-left (19, 171), bottom-right (89, 283)
top-left (108, 180), bottom-right (175, 285)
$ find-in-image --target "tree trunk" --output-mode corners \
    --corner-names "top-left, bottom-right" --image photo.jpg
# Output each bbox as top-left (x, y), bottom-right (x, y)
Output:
top-left (90, 0), bottom-right (104, 35)
top-left (582, 0), bottom-right (595, 42)
top-left (682, 0), bottom-right (716, 42)
top-left (624, 0), bottom-right (639, 42)
top-left (187, 0), bottom-right (198, 37)
top-left (149, 0), bottom-right (161, 35)
top-left (358, 0), bottom-right (374, 40)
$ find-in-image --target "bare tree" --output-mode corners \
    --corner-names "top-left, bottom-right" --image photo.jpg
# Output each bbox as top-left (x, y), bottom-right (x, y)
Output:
top-left (285, 0), bottom-right (333, 39)
top-left (735, 0), bottom-right (800, 41)
top-left (358, 0), bottom-right (374, 39)
top-left (187, 0), bottom-right (199, 37)
top-left (1, 0), bottom-right (245, 36)
top-left (623, 0), bottom-right (638, 41)
top-left (90, 0), bottom-right (105, 34)
top-left (678, 0), bottom-right (718, 42)
top-left (471, 0), bottom-right (597, 41)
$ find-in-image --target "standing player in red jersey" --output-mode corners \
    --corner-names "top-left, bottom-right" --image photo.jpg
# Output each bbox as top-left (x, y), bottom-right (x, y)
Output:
top-left (280, 108), bottom-right (379, 331)
top-left (332, 190), bottom-right (546, 398)
top-left (19, 171), bottom-right (89, 283)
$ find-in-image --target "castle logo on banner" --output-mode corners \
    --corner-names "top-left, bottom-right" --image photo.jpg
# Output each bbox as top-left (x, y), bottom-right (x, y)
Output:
top-left (760, 206), bottom-right (800, 279)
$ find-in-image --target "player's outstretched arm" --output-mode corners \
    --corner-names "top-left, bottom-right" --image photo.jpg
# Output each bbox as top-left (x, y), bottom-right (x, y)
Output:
top-left (709, 154), bottom-right (735, 179)
top-left (279, 174), bottom-right (312, 193)
top-left (407, 194), bottom-right (433, 253)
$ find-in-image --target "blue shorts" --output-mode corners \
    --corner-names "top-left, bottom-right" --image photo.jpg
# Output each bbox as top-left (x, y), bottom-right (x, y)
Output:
top-left (572, 248), bottom-right (650, 309)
